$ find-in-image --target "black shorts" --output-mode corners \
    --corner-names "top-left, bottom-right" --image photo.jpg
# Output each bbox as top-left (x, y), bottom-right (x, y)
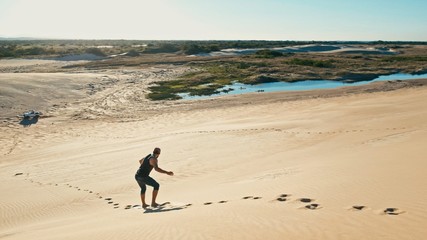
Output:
top-left (135, 175), bottom-right (160, 194)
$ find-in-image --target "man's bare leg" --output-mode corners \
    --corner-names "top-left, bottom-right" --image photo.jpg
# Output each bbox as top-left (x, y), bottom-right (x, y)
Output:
top-left (151, 190), bottom-right (159, 207)
top-left (140, 194), bottom-right (149, 209)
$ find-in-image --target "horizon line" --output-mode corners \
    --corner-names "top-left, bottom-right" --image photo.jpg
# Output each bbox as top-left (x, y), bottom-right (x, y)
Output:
top-left (1, 37), bottom-right (427, 43)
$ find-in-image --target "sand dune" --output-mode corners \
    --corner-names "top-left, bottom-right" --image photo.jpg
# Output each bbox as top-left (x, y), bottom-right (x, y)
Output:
top-left (192, 44), bottom-right (396, 57)
top-left (1, 59), bottom-right (427, 239)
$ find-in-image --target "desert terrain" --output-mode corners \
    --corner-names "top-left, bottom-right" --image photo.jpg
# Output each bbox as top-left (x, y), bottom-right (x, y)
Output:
top-left (1, 43), bottom-right (427, 240)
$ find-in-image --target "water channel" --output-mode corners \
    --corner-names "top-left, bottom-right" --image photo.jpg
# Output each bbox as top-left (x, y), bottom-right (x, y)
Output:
top-left (178, 72), bottom-right (427, 100)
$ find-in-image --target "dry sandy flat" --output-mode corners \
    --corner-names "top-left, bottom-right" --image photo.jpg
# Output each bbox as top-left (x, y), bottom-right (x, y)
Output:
top-left (0, 59), bottom-right (427, 240)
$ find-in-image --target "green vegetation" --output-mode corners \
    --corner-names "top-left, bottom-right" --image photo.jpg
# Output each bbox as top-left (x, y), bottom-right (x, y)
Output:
top-left (1, 40), bottom-right (300, 57)
top-left (147, 61), bottom-right (275, 100)
top-left (142, 42), bottom-right (180, 54)
top-left (382, 56), bottom-right (427, 62)
top-left (255, 49), bottom-right (287, 58)
top-left (85, 47), bottom-right (107, 56)
top-left (287, 58), bottom-right (334, 68)
top-left (0, 39), bottom-right (147, 58)
top-left (181, 44), bottom-right (220, 55)
top-left (3, 39), bottom-right (425, 58)
top-left (147, 76), bottom-right (222, 100)
top-left (0, 45), bottom-right (53, 58)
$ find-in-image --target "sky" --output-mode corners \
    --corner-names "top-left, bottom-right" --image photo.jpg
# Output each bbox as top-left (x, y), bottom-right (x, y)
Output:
top-left (0, 0), bottom-right (426, 41)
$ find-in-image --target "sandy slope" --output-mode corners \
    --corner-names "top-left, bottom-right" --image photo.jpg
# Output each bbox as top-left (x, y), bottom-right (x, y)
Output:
top-left (1, 61), bottom-right (427, 239)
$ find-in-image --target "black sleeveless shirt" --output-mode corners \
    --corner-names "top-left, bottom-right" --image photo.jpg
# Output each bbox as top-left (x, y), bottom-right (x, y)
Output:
top-left (136, 154), bottom-right (154, 177)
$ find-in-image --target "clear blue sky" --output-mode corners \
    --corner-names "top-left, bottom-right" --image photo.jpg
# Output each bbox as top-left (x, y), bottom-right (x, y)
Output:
top-left (0, 0), bottom-right (426, 40)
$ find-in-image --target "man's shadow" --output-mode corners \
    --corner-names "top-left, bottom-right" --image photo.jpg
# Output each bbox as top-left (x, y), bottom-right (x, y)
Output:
top-left (144, 206), bottom-right (186, 214)
top-left (19, 116), bottom-right (39, 127)
top-left (143, 203), bottom-right (191, 214)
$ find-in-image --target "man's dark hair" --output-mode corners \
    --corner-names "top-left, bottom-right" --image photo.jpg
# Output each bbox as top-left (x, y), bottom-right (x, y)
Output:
top-left (153, 147), bottom-right (161, 154)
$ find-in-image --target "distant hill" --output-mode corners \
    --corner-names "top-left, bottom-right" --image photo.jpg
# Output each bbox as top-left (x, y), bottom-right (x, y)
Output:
top-left (0, 37), bottom-right (44, 40)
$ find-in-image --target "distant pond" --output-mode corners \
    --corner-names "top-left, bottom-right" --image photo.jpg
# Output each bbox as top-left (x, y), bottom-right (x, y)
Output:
top-left (178, 72), bottom-right (427, 100)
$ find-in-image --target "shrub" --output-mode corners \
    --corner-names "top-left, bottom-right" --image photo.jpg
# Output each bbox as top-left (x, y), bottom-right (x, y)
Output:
top-left (382, 56), bottom-right (427, 62)
top-left (0, 46), bottom-right (16, 57)
top-left (249, 75), bottom-right (280, 84)
top-left (147, 92), bottom-right (182, 100)
top-left (255, 49), bottom-right (283, 58)
top-left (181, 44), bottom-right (220, 55)
top-left (85, 48), bottom-right (106, 56)
top-left (143, 43), bottom-right (180, 54)
top-left (288, 58), bottom-right (334, 68)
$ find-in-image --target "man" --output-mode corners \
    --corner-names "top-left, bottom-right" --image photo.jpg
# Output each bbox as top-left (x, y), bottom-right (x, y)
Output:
top-left (135, 147), bottom-right (174, 209)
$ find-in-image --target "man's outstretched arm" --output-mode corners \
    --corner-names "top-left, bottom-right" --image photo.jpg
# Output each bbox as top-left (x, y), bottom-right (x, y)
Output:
top-left (150, 159), bottom-right (174, 176)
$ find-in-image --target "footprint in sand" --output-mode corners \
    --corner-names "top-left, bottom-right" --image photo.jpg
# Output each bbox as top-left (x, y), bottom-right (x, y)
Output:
top-left (383, 208), bottom-right (404, 215)
top-left (242, 196), bottom-right (262, 200)
top-left (351, 205), bottom-right (366, 211)
top-left (296, 198), bottom-right (321, 210)
top-left (218, 200), bottom-right (228, 204)
top-left (298, 198), bottom-right (314, 203)
top-left (124, 205), bottom-right (142, 209)
top-left (204, 202), bottom-right (213, 205)
top-left (276, 194), bottom-right (291, 202)
top-left (305, 203), bottom-right (321, 210)
top-left (125, 203), bottom-right (189, 210)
